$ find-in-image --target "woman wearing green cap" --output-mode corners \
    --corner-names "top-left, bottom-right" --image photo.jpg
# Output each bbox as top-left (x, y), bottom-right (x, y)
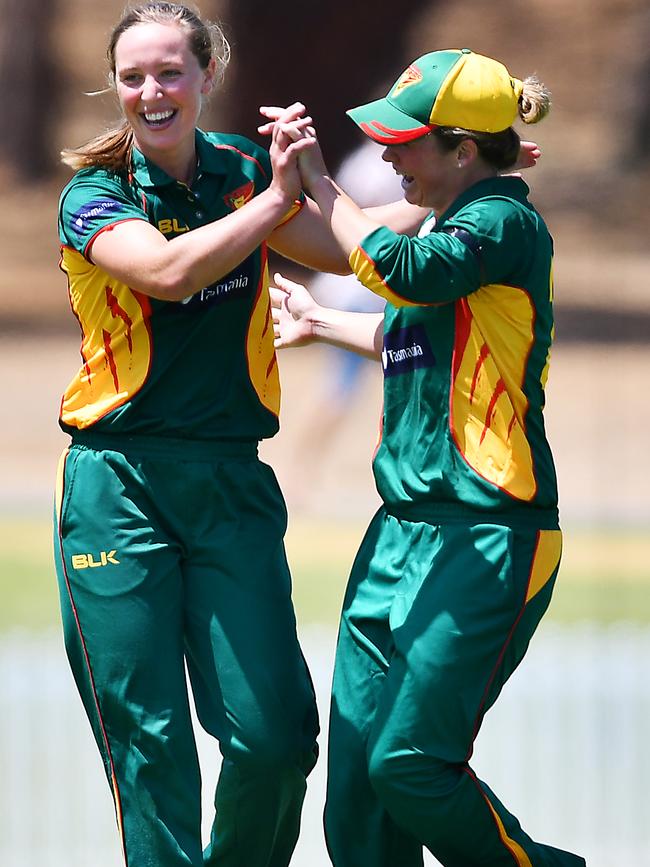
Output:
top-left (269, 48), bottom-right (585, 867)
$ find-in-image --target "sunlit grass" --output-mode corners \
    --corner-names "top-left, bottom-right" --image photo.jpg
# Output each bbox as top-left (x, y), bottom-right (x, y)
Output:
top-left (1, 518), bottom-right (649, 633)
top-left (0, 519), bottom-right (60, 632)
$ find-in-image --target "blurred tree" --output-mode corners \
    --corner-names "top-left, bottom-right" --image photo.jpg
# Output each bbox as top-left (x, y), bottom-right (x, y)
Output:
top-left (0, 0), bottom-right (60, 181)
top-left (210, 0), bottom-right (428, 172)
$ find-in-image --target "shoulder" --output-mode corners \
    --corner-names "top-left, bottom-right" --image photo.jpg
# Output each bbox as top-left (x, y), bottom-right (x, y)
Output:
top-left (59, 165), bottom-right (130, 200)
top-left (443, 180), bottom-right (552, 286)
top-left (198, 129), bottom-right (271, 177)
top-left (449, 179), bottom-right (547, 245)
top-left (59, 166), bottom-right (136, 216)
top-left (58, 166), bottom-right (145, 249)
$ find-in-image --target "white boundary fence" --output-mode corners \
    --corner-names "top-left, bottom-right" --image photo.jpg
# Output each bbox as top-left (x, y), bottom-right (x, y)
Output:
top-left (1, 623), bottom-right (649, 866)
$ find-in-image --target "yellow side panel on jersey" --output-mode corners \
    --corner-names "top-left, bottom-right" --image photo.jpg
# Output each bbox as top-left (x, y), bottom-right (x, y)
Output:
top-left (526, 530), bottom-right (562, 603)
top-left (540, 264), bottom-right (555, 391)
top-left (451, 285), bottom-right (536, 501)
top-left (59, 247), bottom-right (153, 428)
top-left (245, 248), bottom-right (280, 417)
top-left (349, 246), bottom-right (420, 308)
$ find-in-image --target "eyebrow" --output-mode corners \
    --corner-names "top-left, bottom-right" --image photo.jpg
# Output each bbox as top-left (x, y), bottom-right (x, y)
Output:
top-left (117, 57), bottom-right (185, 73)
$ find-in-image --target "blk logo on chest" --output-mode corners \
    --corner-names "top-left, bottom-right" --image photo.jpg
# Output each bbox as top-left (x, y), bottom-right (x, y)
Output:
top-left (71, 551), bottom-right (120, 570)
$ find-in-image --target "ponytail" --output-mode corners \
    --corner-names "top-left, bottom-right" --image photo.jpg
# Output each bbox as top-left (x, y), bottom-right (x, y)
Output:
top-left (518, 76), bottom-right (551, 124)
top-left (60, 122), bottom-right (134, 172)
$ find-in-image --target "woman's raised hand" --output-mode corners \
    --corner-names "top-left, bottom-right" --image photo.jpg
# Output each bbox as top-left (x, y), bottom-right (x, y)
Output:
top-left (504, 140), bottom-right (542, 175)
top-left (270, 272), bottom-right (321, 349)
top-left (260, 104), bottom-right (328, 195)
top-left (263, 104), bottom-right (312, 202)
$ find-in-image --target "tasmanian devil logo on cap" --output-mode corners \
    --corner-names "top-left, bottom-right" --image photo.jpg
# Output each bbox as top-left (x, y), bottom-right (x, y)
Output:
top-left (223, 181), bottom-right (255, 210)
top-left (391, 65), bottom-right (423, 97)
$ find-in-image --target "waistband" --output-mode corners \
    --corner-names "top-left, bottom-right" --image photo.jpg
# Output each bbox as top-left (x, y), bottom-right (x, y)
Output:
top-left (383, 501), bottom-right (560, 531)
top-left (69, 430), bottom-right (259, 461)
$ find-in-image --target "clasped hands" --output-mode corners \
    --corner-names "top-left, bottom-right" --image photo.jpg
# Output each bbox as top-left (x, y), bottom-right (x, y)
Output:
top-left (258, 103), bottom-right (328, 201)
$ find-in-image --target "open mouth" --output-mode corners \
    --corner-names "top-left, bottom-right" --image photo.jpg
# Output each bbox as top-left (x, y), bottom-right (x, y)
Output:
top-left (142, 109), bottom-right (177, 127)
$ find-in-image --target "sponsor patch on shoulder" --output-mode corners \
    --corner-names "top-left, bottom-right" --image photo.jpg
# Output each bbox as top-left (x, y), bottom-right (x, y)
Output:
top-left (69, 198), bottom-right (125, 237)
top-left (381, 324), bottom-right (435, 377)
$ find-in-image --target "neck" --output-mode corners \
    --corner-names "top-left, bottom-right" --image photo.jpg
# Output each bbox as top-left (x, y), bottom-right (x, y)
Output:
top-left (431, 167), bottom-right (497, 218)
top-left (135, 137), bottom-right (198, 186)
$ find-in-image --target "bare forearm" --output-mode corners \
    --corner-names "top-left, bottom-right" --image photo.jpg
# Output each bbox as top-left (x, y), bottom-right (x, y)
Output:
top-left (310, 308), bottom-right (384, 360)
top-left (366, 199), bottom-right (430, 235)
top-left (307, 175), bottom-right (380, 259)
top-left (268, 196), bottom-right (352, 274)
top-left (92, 186), bottom-right (295, 302)
top-left (158, 188), bottom-right (294, 297)
top-left (269, 197), bottom-right (429, 274)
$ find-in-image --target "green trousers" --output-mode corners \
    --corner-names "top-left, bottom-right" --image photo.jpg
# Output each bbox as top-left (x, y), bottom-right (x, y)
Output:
top-left (325, 509), bottom-right (585, 867)
top-left (53, 436), bottom-right (319, 867)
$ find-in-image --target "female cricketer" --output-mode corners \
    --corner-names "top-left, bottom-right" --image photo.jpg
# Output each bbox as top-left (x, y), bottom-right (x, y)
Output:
top-left (270, 48), bottom-right (587, 866)
top-left (52, 3), bottom-right (430, 865)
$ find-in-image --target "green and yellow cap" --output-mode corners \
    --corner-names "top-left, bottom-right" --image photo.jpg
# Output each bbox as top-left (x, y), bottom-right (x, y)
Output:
top-left (346, 49), bottom-right (524, 144)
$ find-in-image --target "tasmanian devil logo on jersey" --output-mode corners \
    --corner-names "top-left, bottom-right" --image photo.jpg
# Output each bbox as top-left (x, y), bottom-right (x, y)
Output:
top-left (223, 181), bottom-right (255, 210)
top-left (382, 324), bottom-right (435, 377)
top-left (70, 198), bottom-right (125, 237)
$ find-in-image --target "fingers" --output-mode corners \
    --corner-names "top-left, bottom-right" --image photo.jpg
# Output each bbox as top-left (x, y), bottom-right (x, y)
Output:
top-left (259, 102), bottom-right (312, 136)
top-left (515, 140), bottom-right (542, 170)
top-left (273, 272), bottom-right (306, 292)
top-left (269, 285), bottom-right (287, 309)
top-left (520, 140), bottom-right (541, 156)
top-left (273, 133), bottom-right (318, 169)
top-left (273, 118), bottom-right (314, 148)
top-left (260, 102), bottom-right (306, 120)
top-left (270, 273), bottom-right (295, 313)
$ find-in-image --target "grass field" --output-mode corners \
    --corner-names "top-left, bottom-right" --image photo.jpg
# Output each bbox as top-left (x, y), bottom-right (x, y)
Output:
top-left (1, 517), bottom-right (649, 633)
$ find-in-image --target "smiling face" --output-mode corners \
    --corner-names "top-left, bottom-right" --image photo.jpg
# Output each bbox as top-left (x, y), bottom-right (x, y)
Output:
top-left (113, 21), bottom-right (215, 176)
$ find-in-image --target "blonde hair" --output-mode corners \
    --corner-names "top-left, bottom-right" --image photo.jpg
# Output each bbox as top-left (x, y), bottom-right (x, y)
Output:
top-left (518, 75), bottom-right (551, 124)
top-left (61, 2), bottom-right (230, 172)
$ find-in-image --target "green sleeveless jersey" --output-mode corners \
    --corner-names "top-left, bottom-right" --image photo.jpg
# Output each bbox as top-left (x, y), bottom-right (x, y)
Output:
top-left (349, 177), bottom-right (559, 528)
top-left (58, 130), bottom-right (300, 442)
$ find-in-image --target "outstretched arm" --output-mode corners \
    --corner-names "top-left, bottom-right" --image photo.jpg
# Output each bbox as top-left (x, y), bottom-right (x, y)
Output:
top-left (260, 105), bottom-right (430, 261)
top-left (86, 105), bottom-right (312, 302)
top-left (271, 273), bottom-right (383, 360)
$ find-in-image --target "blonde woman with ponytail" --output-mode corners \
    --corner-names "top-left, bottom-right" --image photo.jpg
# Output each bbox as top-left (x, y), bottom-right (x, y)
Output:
top-left (53, 4), bottom-right (433, 866)
top-left (268, 50), bottom-right (586, 866)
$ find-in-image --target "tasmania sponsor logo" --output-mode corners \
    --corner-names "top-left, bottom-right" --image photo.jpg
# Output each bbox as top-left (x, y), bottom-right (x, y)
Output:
top-left (391, 64), bottom-right (423, 96)
top-left (223, 180), bottom-right (255, 210)
top-left (180, 271), bottom-right (251, 307)
top-left (381, 324), bottom-right (435, 377)
top-left (70, 198), bottom-right (124, 236)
